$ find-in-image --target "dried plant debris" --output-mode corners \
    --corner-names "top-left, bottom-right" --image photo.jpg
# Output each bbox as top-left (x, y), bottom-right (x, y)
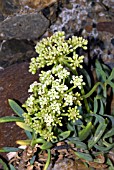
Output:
top-left (8, 142), bottom-right (110, 170)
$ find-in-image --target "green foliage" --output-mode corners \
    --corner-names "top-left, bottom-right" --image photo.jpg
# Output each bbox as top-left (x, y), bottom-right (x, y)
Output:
top-left (0, 147), bottom-right (21, 152)
top-left (8, 99), bottom-right (24, 117)
top-left (74, 152), bottom-right (93, 162)
top-left (0, 158), bottom-right (9, 170)
top-left (9, 164), bottom-right (16, 170)
top-left (0, 32), bottom-right (114, 169)
top-left (0, 116), bottom-right (24, 123)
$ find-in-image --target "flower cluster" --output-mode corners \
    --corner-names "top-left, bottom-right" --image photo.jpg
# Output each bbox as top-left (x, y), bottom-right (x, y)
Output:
top-left (23, 32), bottom-right (87, 141)
top-left (29, 31), bottom-right (87, 74)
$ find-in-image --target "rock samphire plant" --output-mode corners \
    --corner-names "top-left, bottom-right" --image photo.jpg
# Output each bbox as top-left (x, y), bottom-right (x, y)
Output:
top-left (0, 31), bottom-right (114, 169)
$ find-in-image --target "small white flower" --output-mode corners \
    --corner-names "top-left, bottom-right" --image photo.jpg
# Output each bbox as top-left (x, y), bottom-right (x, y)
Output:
top-left (63, 92), bottom-right (74, 106)
top-left (70, 75), bottom-right (85, 89)
top-left (52, 64), bottom-right (70, 80)
top-left (26, 95), bottom-right (35, 107)
top-left (44, 114), bottom-right (54, 127)
top-left (48, 88), bottom-right (59, 101)
top-left (28, 81), bottom-right (38, 92)
top-left (50, 101), bottom-right (61, 114)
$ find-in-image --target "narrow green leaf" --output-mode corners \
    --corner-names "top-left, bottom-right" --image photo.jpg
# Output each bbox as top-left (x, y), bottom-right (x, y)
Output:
top-left (0, 158), bottom-right (9, 170)
top-left (69, 140), bottom-right (87, 150)
top-left (67, 122), bottom-right (75, 131)
top-left (94, 98), bottom-right (98, 114)
top-left (16, 122), bottom-right (33, 132)
top-left (32, 138), bottom-right (46, 145)
top-left (104, 115), bottom-right (114, 126)
top-left (94, 143), bottom-right (114, 152)
top-left (102, 127), bottom-right (114, 147)
top-left (40, 142), bottom-right (53, 150)
top-left (108, 81), bottom-right (114, 88)
top-left (30, 155), bottom-right (36, 165)
top-left (58, 131), bottom-right (71, 141)
top-left (79, 122), bottom-right (92, 141)
top-left (102, 140), bottom-right (113, 148)
top-left (0, 116), bottom-right (24, 123)
top-left (9, 164), bottom-right (17, 170)
top-left (8, 99), bottom-right (24, 117)
top-left (91, 113), bottom-right (105, 123)
top-left (99, 100), bottom-right (104, 115)
top-left (79, 68), bottom-right (91, 88)
top-left (16, 140), bottom-right (31, 146)
top-left (108, 68), bottom-right (114, 81)
top-left (103, 127), bottom-right (114, 139)
top-left (88, 122), bottom-right (107, 149)
top-left (95, 60), bottom-right (107, 81)
top-left (74, 151), bottom-right (93, 161)
top-left (96, 68), bottom-right (106, 81)
top-left (25, 130), bottom-right (32, 139)
top-left (0, 147), bottom-right (20, 152)
top-left (107, 158), bottom-right (114, 170)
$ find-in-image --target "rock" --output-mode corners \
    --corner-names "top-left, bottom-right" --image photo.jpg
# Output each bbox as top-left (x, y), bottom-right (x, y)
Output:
top-left (48, 158), bottom-right (90, 170)
top-left (96, 22), bottom-right (114, 35)
top-left (0, 12), bottom-right (4, 21)
top-left (0, 39), bottom-right (36, 67)
top-left (20, 0), bottom-right (57, 9)
top-left (0, 62), bottom-right (39, 150)
top-left (111, 38), bottom-right (114, 46)
top-left (0, 13), bottom-right (50, 40)
top-left (0, 0), bottom-right (20, 16)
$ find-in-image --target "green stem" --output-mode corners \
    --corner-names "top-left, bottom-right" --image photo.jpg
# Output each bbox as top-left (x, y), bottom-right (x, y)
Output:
top-left (43, 149), bottom-right (51, 170)
top-left (62, 59), bottom-right (77, 75)
top-left (81, 87), bottom-right (90, 113)
top-left (82, 82), bottom-right (103, 98)
top-left (66, 86), bottom-right (75, 93)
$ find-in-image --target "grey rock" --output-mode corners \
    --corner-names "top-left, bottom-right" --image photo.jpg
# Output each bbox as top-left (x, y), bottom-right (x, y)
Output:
top-left (0, 0), bottom-right (20, 16)
top-left (0, 12), bottom-right (4, 21)
top-left (0, 12), bottom-right (50, 40)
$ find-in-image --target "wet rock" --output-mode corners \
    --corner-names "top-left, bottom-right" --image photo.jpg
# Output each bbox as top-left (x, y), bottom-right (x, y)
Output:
top-left (0, 12), bottom-right (50, 40)
top-left (0, 62), bottom-right (39, 149)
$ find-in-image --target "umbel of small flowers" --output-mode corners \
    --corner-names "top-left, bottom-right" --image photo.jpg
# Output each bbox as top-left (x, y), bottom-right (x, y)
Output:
top-left (23, 31), bottom-right (88, 141)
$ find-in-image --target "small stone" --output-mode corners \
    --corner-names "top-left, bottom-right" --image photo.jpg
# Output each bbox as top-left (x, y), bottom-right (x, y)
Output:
top-left (84, 24), bottom-right (93, 33)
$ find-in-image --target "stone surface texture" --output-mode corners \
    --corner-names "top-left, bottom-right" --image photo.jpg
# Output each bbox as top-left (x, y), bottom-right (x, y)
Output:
top-left (0, 0), bottom-right (61, 67)
top-left (0, 62), bottom-right (39, 149)
top-left (0, 13), bottom-right (49, 40)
